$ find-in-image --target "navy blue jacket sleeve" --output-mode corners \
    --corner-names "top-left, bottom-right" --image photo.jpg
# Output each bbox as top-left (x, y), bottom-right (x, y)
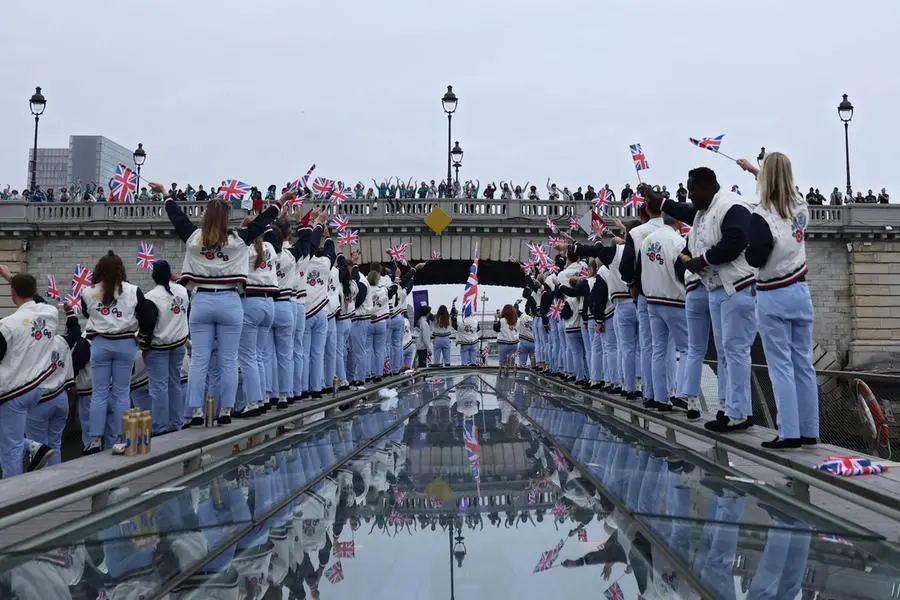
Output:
top-left (745, 213), bottom-right (774, 269)
top-left (237, 204), bottom-right (281, 245)
top-left (264, 228), bottom-right (283, 254)
top-left (619, 235), bottom-right (637, 286)
top-left (0, 332), bottom-right (5, 363)
top-left (589, 277), bottom-right (608, 321)
top-left (401, 267), bottom-right (416, 293)
top-left (290, 227), bottom-right (312, 260)
top-left (702, 205), bottom-right (751, 266)
top-left (62, 312), bottom-right (82, 348)
top-left (72, 338), bottom-right (91, 375)
top-left (560, 303), bottom-right (574, 320)
top-left (661, 199), bottom-right (696, 225)
top-left (574, 243), bottom-right (616, 266)
top-left (164, 199), bottom-right (198, 242)
top-left (674, 257), bottom-right (687, 284)
top-left (135, 288), bottom-right (156, 345)
top-left (323, 238), bottom-right (336, 268)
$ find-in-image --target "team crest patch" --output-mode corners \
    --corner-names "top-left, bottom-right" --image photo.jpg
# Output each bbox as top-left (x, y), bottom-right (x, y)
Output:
top-left (30, 316), bottom-right (52, 341)
top-left (645, 241), bottom-right (665, 265)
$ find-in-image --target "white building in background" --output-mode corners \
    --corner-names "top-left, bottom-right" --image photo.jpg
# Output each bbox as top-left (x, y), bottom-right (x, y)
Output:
top-left (25, 135), bottom-right (133, 192)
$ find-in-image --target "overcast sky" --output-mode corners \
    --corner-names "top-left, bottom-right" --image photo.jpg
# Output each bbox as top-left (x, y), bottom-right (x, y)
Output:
top-left (3, 0), bottom-right (898, 197)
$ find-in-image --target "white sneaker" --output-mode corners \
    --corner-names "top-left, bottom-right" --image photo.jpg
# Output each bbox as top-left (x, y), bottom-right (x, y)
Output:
top-left (25, 441), bottom-right (53, 472)
top-left (686, 397), bottom-right (701, 422)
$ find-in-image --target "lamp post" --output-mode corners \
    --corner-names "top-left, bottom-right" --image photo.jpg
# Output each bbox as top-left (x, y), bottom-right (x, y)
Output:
top-left (451, 141), bottom-right (464, 184)
top-left (133, 143), bottom-right (146, 198)
top-left (756, 147), bottom-right (766, 167)
top-left (837, 93), bottom-right (854, 199)
top-left (442, 85), bottom-right (458, 198)
top-left (28, 86), bottom-right (47, 193)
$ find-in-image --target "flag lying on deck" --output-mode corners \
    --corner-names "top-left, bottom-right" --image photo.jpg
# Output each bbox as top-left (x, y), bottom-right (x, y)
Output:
top-left (817, 455), bottom-right (887, 476)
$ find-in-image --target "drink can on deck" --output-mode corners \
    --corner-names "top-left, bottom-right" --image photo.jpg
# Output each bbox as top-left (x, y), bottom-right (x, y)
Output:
top-left (140, 411), bottom-right (152, 454)
top-left (123, 414), bottom-right (137, 457)
top-left (205, 396), bottom-right (215, 428)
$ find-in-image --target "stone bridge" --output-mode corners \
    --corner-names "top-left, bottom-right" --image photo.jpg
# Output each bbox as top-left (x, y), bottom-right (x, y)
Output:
top-left (1, 199), bottom-right (899, 369)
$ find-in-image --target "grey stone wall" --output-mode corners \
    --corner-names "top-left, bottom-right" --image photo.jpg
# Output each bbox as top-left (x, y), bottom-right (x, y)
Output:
top-left (806, 238), bottom-right (852, 364)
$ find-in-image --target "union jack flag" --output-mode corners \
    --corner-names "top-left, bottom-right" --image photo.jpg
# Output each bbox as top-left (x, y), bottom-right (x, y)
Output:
top-left (568, 217), bottom-right (580, 231)
top-left (593, 187), bottom-right (614, 211)
top-left (387, 510), bottom-right (404, 526)
top-left (110, 163), bottom-right (138, 203)
top-left (330, 215), bottom-right (350, 232)
top-left (548, 298), bottom-right (564, 320)
top-left (480, 346), bottom-right (489, 365)
top-left (313, 177), bottom-right (334, 198)
top-left (527, 489), bottom-right (537, 503)
top-left (325, 561), bottom-right (344, 584)
top-left (546, 218), bottom-right (558, 233)
top-left (533, 542), bottom-right (564, 573)
top-left (689, 134), bottom-right (724, 153)
top-left (678, 222), bottom-right (692, 237)
top-left (548, 235), bottom-right (564, 248)
top-left (461, 253), bottom-right (479, 317)
top-left (625, 192), bottom-right (645, 211)
top-left (394, 489), bottom-right (407, 505)
top-left (603, 582), bottom-right (625, 600)
top-left (337, 229), bottom-right (360, 247)
top-left (64, 293), bottom-right (80, 305)
top-left (527, 243), bottom-right (551, 270)
top-left (301, 163), bottom-right (316, 188)
top-left (333, 541), bottom-right (356, 558)
top-left (817, 455), bottom-right (887, 477)
top-left (387, 243), bottom-right (410, 265)
top-left (431, 250), bottom-right (441, 260)
top-left (630, 143), bottom-right (649, 171)
top-left (552, 446), bottom-right (569, 472)
top-left (71, 264), bottom-right (93, 298)
top-left (330, 185), bottom-right (351, 205)
top-left (285, 190), bottom-right (306, 210)
top-left (463, 418), bottom-right (481, 484)
top-left (136, 241), bottom-right (155, 270)
top-left (551, 501), bottom-right (569, 517)
top-left (287, 177), bottom-right (301, 193)
top-left (520, 258), bottom-right (535, 272)
top-left (577, 528), bottom-right (587, 542)
top-left (46, 275), bottom-right (59, 300)
top-left (217, 179), bottom-right (251, 204)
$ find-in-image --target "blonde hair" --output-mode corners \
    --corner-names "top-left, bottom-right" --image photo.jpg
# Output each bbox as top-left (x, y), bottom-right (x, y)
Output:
top-left (757, 151), bottom-right (802, 220)
top-left (200, 199), bottom-right (230, 248)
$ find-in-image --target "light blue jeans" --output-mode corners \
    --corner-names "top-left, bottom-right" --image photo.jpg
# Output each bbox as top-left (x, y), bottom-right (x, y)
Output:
top-left (272, 300), bottom-right (295, 396)
top-left (555, 319), bottom-right (568, 373)
top-left (403, 345), bottom-right (415, 368)
top-left (78, 393), bottom-right (91, 447)
top-left (432, 335), bottom-right (451, 366)
top-left (614, 301), bottom-right (638, 392)
top-left (145, 345), bottom-right (187, 433)
top-left (745, 521), bottom-right (810, 600)
top-left (324, 316), bottom-right (337, 387)
top-left (497, 342), bottom-right (518, 366)
top-left (517, 339), bottom-right (534, 367)
top-left (602, 317), bottom-right (620, 386)
top-left (637, 296), bottom-right (655, 399)
top-left (648, 304), bottom-right (688, 403)
top-left (757, 282), bottom-right (818, 439)
top-left (350, 319), bottom-right (371, 382)
top-left (335, 318), bottom-right (352, 382)
top-left (565, 329), bottom-right (586, 380)
top-left (390, 314), bottom-right (404, 374)
top-left (459, 343), bottom-right (477, 366)
top-left (239, 296), bottom-right (274, 405)
top-left (369, 318), bottom-right (389, 375)
top-left (684, 287), bottom-right (726, 403)
top-left (91, 336), bottom-right (137, 443)
top-left (589, 324), bottom-right (604, 382)
top-left (709, 287), bottom-right (757, 420)
top-left (580, 322), bottom-right (592, 378)
top-left (259, 310), bottom-right (275, 397)
top-left (187, 290), bottom-right (243, 410)
top-left (303, 310), bottom-right (328, 392)
top-left (27, 392), bottom-right (68, 466)
top-left (292, 302), bottom-right (306, 396)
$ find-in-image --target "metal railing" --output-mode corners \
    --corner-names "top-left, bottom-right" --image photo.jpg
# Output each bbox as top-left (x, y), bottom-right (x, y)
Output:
top-left (2, 200), bottom-right (899, 232)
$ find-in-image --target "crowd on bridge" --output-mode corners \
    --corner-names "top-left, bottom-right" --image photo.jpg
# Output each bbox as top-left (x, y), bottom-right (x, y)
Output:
top-left (0, 149), bottom-right (820, 481)
top-left (1, 176), bottom-right (890, 207)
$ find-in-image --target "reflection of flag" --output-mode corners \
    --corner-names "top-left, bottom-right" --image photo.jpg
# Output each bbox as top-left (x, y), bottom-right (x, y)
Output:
top-left (387, 510), bottom-right (404, 526)
top-left (394, 489), bottom-right (407, 505)
top-left (551, 501), bottom-right (569, 517)
top-left (817, 533), bottom-right (854, 546)
top-left (604, 582), bottom-right (625, 600)
top-left (71, 264), bottom-right (93, 298)
top-left (532, 537), bottom-right (567, 573)
top-left (325, 561), bottom-right (344, 584)
top-left (552, 446), bottom-right (569, 472)
top-left (463, 418), bottom-right (481, 485)
top-left (461, 253), bottom-right (479, 318)
top-left (480, 346), bottom-right (489, 365)
top-left (333, 541), bottom-right (356, 558)
top-left (136, 241), bottom-right (155, 270)
top-left (46, 275), bottom-right (59, 300)
top-left (577, 529), bottom-right (587, 542)
top-left (431, 250), bottom-right (441, 260)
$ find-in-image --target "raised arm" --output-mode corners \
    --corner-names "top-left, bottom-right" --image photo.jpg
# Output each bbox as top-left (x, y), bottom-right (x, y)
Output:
top-left (162, 195), bottom-right (198, 242)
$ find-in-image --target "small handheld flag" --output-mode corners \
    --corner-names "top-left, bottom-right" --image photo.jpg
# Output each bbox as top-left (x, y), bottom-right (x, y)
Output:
top-left (71, 264), bottom-right (93, 298)
top-left (431, 250), bottom-right (442, 260)
top-left (325, 561), bottom-right (344, 584)
top-left (46, 275), bottom-right (59, 300)
top-left (330, 185), bottom-right (351, 205)
top-left (630, 143), bottom-right (649, 172)
top-left (136, 241), bottom-right (155, 270)
top-left (546, 218), bottom-right (558, 233)
top-left (330, 215), bottom-right (350, 232)
top-left (688, 134), bottom-right (736, 161)
top-left (217, 179), bottom-right (252, 205)
top-left (110, 163), bottom-right (138, 204)
top-left (337, 229), bottom-right (360, 247)
top-left (568, 217), bottom-right (580, 231)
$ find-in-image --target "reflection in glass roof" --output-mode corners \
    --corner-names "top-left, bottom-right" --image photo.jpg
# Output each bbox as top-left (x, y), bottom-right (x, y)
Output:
top-left (1, 372), bottom-right (899, 599)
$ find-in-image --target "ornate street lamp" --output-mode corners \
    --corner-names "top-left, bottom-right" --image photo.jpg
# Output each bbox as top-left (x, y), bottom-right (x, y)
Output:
top-left (133, 143), bottom-right (147, 197)
top-left (451, 141), bottom-right (464, 183)
top-left (28, 86), bottom-right (47, 192)
top-left (837, 93), bottom-right (854, 198)
top-left (442, 86), bottom-right (458, 197)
